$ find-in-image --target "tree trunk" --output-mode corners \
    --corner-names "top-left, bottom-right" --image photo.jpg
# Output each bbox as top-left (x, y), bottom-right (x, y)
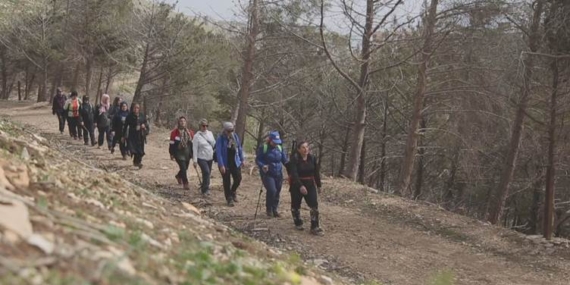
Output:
top-left (529, 174), bottom-right (543, 235)
top-left (0, 48), bottom-right (8, 99)
top-left (104, 64), bottom-right (114, 94)
top-left (343, 0), bottom-right (375, 181)
top-left (84, 57), bottom-right (94, 98)
top-left (338, 126), bottom-right (350, 177)
top-left (413, 117), bottom-right (427, 199)
top-left (379, 101), bottom-right (388, 191)
top-left (132, 42), bottom-right (151, 104)
top-left (235, 0), bottom-right (260, 146)
top-left (444, 148), bottom-right (460, 208)
top-left (37, 65), bottom-right (47, 102)
top-left (71, 61), bottom-right (81, 91)
top-left (25, 67), bottom-right (36, 100)
top-left (18, 81), bottom-right (21, 101)
top-left (358, 139), bottom-right (367, 184)
top-left (397, 0), bottom-right (439, 196)
top-left (49, 63), bottom-right (63, 103)
top-left (543, 60), bottom-right (558, 240)
top-left (488, 0), bottom-right (544, 225)
top-left (95, 66), bottom-right (104, 105)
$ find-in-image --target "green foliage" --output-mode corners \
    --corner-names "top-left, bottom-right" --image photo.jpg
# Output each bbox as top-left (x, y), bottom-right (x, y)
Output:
top-left (429, 269), bottom-right (456, 285)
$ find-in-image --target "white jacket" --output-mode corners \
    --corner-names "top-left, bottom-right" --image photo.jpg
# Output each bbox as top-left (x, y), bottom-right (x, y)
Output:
top-left (192, 130), bottom-right (215, 161)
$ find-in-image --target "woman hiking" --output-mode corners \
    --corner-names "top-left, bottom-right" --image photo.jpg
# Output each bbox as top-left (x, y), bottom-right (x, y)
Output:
top-left (111, 102), bottom-right (129, 159)
top-left (108, 96), bottom-right (121, 119)
top-left (192, 119), bottom-right (215, 196)
top-left (122, 103), bottom-right (149, 169)
top-left (95, 94), bottom-right (112, 150)
top-left (64, 91), bottom-right (82, 140)
top-left (255, 131), bottom-right (289, 217)
top-left (216, 122), bottom-right (246, 207)
top-left (169, 117), bottom-right (195, 190)
top-left (79, 96), bottom-right (96, 146)
top-left (52, 88), bottom-right (67, 134)
top-left (288, 141), bottom-right (324, 236)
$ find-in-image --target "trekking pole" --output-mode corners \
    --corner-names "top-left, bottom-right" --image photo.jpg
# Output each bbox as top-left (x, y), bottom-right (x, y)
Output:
top-left (253, 172), bottom-right (265, 221)
top-left (193, 163), bottom-right (202, 186)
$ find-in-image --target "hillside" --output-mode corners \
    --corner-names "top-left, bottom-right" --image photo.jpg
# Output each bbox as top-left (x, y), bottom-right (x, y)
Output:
top-left (0, 105), bottom-right (338, 284)
top-left (2, 101), bottom-right (570, 285)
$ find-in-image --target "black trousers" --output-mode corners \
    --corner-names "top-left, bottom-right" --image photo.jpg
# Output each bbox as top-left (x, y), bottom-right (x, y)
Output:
top-left (82, 123), bottom-right (96, 145)
top-left (67, 117), bottom-right (80, 138)
top-left (176, 159), bottom-right (190, 184)
top-left (290, 180), bottom-right (319, 229)
top-left (222, 163), bottom-right (242, 201)
top-left (112, 134), bottom-right (128, 156)
top-left (56, 111), bottom-right (66, 133)
top-left (98, 125), bottom-right (111, 148)
top-left (133, 153), bottom-right (144, 166)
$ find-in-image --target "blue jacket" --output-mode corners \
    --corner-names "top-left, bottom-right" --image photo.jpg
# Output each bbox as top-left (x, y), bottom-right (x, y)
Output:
top-left (216, 133), bottom-right (245, 168)
top-left (256, 144), bottom-right (289, 177)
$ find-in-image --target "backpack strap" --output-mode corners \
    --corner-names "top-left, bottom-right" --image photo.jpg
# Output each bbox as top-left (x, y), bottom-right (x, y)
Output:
top-left (263, 144), bottom-right (282, 154)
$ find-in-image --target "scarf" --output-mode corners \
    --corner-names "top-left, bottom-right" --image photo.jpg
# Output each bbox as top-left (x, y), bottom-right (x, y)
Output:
top-left (178, 127), bottom-right (190, 149)
top-left (99, 94), bottom-right (110, 114)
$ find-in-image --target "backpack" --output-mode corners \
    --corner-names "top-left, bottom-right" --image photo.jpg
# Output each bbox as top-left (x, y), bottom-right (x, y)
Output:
top-left (68, 99), bottom-right (80, 117)
top-left (263, 144), bottom-right (282, 154)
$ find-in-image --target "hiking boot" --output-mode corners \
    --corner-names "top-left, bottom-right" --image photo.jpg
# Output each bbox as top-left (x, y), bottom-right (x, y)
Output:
top-left (232, 195), bottom-right (238, 203)
top-left (138, 164), bottom-right (143, 169)
top-left (295, 224), bottom-right (304, 231)
top-left (111, 147), bottom-right (115, 154)
top-left (203, 190), bottom-right (211, 197)
top-left (122, 155), bottom-right (127, 160)
top-left (310, 227), bottom-right (324, 236)
top-left (91, 142), bottom-right (96, 147)
top-left (266, 210), bottom-right (273, 217)
top-left (227, 199), bottom-right (235, 207)
top-left (97, 145), bottom-right (101, 149)
top-left (183, 183), bottom-right (190, 190)
top-left (175, 175), bottom-right (182, 185)
top-left (84, 142), bottom-right (89, 145)
top-left (273, 211), bottom-right (281, 218)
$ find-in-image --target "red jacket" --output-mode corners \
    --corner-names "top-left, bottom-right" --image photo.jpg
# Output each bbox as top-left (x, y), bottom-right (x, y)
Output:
top-left (169, 128), bottom-right (194, 157)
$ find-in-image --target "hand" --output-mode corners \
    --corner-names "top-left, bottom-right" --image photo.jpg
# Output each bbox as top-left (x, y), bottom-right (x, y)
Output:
top-left (121, 137), bottom-right (125, 143)
top-left (219, 166), bottom-right (226, 175)
top-left (80, 122), bottom-right (84, 126)
top-left (170, 155), bottom-right (175, 161)
top-left (141, 124), bottom-right (146, 130)
top-left (193, 162), bottom-right (197, 168)
top-left (94, 123), bottom-right (97, 128)
top-left (242, 161), bottom-right (247, 168)
top-left (262, 165), bottom-right (269, 173)
top-left (111, 131), bottom-right (115, 135)
top-left (300, 186), bottom-right (308, 195)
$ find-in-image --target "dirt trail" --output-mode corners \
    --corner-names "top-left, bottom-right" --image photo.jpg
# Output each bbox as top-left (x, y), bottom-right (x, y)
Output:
top-left (3, 102), bottom-right (570, 285)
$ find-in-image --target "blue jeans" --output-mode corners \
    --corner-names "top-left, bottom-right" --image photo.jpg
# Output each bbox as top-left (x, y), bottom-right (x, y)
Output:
top-left (198, 159), bottom-right (213, 193)
top-left (263, 174), bottom-right (283, 212)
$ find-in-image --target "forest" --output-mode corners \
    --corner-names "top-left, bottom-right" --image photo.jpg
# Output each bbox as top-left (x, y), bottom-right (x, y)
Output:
top-left (1, 0), bottom-right (570, 240)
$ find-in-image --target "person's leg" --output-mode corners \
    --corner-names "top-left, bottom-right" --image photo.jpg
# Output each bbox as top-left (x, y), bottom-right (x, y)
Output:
top-left (230, 165), bottom-right (242, 201)
top-left (273, 175), bottom-right (283, 216)
top-left (176, 159), bottom-right (189, 188)
top-left (83, 124), bottom-right (89, 145)
top-left (76, 120), bottom-right (82, 139)
top-left (305, 183), bottom-right (323, 235)
top-left (290, 185), bottom-right (304, 229)
top-left (57, 113), bottom-right (64, 133)
top-left (69, 118), bottom-right (77, 138)
top-left (89, 125), bottom-right (96, 145)
top-left (98, 126), bottom-right (105, 147)
top-left (198, 159), bottom-right (211, 194)
top-left (263, 176), bottom-right (277, 216)
top-left (106, 126), bottom-right (113, 149)
top-left (222, 169), bottom-right (232, 204)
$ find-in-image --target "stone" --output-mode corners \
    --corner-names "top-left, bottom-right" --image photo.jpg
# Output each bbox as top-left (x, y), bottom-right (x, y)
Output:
top-left (141, 233), bottom-right (164, 249)
top-left (85, 198), bottom-right (105, 209)
top-left (181, 202), bottom-right (201, 215)
top-left (135, 218), bottom-right (154, 229)
top-left (0, 196), bottom-right (33, 240)
top-left (2, 164), bottom-right (30, 189)
top-left (318, 275), bottom-right (334, 285)
top-left (27, 234), bottom-right (55, 255)
top-left (20, 147), bottom-right (30, 161)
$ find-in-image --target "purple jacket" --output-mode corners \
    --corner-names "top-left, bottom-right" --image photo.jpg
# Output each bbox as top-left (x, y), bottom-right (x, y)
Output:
top-left (52, 94), bottom-right (66, 114)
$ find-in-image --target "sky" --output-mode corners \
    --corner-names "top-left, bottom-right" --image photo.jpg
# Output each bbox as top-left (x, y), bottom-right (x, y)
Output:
top-left (169, 0), bottom-right (423, 29)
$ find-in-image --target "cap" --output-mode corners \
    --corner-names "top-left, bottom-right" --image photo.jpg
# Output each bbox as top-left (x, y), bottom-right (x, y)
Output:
top-left (268, 131), bottom-right (282, 144)
top-left (223, 122), bottom-right (234, 131)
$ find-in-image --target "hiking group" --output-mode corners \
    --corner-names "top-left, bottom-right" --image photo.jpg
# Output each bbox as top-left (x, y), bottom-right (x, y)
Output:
top-left (52, 88), bottom-right (323, 236)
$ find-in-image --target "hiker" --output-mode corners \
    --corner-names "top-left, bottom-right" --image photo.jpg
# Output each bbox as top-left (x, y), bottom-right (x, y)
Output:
top-left (122, 103), bottom-right (149, 168)
top-left (192, 119), bottom-right (215, 195)
top-left (52, 88), bottom-right (67, 134)
top-left (216, 122), bottom-right (246, 206)
top-left (79, 96), bottom-right (96, 146)
top-left (64, 91), bottom-right (82, 140)
top-left (169, 116), bottom-right (195, 190)
top-left (108, 96), bottom-right (121, 119)
top-left (288, 141), bottom-right (324, 235)
top-left (95, 94), bottom-right (112, 150)
top-left (110, 102), bottom-right (129, 159)
top-left (255, 131), bottom-right (289, 217)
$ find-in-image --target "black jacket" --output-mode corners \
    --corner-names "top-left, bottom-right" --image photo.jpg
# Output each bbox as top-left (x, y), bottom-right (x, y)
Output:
top-left (289, 153), bottom-right (322, 188)
top-left (79, 102), bottom-right (96, 124)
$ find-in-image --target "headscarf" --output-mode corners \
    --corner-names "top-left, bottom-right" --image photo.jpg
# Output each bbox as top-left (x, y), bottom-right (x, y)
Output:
top-left (99, 94), bottom-right (110, 113)
top-left (178, 117), bottom-right (190, 149)
top-left (118, 102), bottom-right (129, 117)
